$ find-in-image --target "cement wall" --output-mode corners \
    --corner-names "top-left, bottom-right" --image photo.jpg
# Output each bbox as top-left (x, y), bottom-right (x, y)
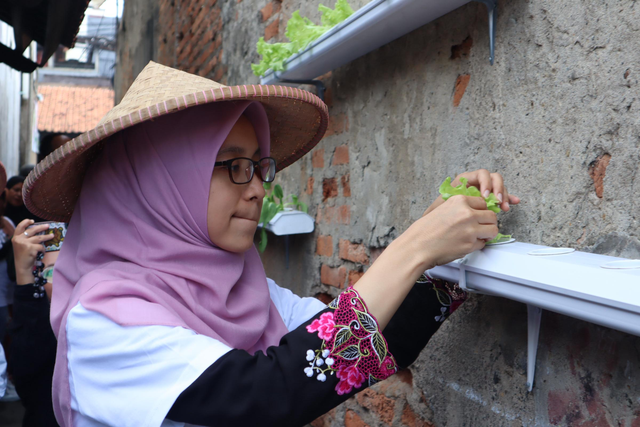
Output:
top-left (116, 0), bottom-right (640, 424)
top-left (0, 22), bottom-right (23, 175)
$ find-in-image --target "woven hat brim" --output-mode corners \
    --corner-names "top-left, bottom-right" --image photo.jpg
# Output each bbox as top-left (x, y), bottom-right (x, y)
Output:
top-left (24, 84), bottom-right (328, 222)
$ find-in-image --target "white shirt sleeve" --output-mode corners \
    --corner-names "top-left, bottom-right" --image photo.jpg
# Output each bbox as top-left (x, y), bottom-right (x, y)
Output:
top-left (266, 278), bottom-right (327, 331)
top-left (66, 303), bottom-right (232, 427)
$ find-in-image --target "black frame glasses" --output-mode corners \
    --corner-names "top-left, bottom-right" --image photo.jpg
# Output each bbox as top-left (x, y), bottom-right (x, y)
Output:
top-left (214, 157), bottom-right (277, 184)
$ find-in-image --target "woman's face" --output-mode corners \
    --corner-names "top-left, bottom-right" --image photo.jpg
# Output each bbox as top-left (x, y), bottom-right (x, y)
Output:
top-left (207, 116), bottom-right (266, 253)
top-left (6, 183), bottom-right (23, 207)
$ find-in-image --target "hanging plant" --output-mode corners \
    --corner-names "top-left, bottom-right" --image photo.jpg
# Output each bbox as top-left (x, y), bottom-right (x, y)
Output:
top-left (258, 183), bottom-right (309, 252)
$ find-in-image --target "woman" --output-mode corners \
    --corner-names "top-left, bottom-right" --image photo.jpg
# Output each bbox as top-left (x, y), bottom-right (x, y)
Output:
top-left (10, 219), bottom-right (58, 426)
top-left (4, 176), bottom-right (42, 225)
top-left (24, 62), bottom-right (519, 427)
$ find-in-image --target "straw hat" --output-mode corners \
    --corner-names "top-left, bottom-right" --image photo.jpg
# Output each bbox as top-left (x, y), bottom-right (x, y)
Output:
top-left (24, 61), bottom-right (329, 222)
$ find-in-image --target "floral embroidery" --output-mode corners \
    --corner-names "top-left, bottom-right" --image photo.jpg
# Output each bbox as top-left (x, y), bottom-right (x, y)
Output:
top-left (417, 273), bottom-right (468, 321)
top-left (304, 287), bottom-right (398, 395)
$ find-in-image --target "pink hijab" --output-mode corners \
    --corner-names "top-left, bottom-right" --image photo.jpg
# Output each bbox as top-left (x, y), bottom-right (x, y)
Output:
top-left (50, 101), bottom-right (289, 425)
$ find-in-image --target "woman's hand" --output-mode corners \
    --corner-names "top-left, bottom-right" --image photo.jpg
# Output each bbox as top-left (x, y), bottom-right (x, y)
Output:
top-left (403, 194), bottom-right (499, 270)
top-left (12, 219), bottom-right (54, 285)
top-left (423, 169), bottom-right (521, 216)
top-left (353, 170), bottom-right (518, 329)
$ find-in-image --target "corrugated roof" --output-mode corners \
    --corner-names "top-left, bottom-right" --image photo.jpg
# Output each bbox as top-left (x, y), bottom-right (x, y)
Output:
top-left (38, 84), bottom-right (114, 133)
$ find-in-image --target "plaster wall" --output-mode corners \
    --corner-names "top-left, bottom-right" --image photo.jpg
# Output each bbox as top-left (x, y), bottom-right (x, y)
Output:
top-left (116, 0), bottom-right (640, 424)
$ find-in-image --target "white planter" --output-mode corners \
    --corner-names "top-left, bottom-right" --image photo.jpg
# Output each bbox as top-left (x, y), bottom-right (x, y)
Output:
top-left (260, 0), bottom-right (496, 85)
top-left (427, 241), bottom-right (640, 391)
top-left (261, 208), bottom-right (314, 236)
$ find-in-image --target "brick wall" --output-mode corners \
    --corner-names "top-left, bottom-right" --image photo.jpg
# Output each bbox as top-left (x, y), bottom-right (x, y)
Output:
top-left (116, 0), bottom-right (640, 425)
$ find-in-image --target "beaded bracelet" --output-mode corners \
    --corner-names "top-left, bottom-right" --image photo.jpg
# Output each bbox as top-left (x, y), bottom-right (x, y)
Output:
top-left (31, 252), bottom-right (47, 299)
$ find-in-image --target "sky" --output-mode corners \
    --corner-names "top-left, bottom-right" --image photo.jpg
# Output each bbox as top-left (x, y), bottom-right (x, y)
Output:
top-left (89, 0), bottom-right (124, 18)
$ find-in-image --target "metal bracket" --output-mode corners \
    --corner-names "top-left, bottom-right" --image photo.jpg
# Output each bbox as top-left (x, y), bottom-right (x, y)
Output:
top-left (272, 74), bottom-right (327, 101)
top-left (474, 0), bottom-right (497, 65)
top-left (526, 304), bottom-right (542, 392)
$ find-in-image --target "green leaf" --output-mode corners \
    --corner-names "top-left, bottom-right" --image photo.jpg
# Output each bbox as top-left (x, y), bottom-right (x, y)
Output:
top-left (439, 177), bottom-right (501, 213)
top-left (258, 228), bottom-right (268, 252)
top-left (291, 194), bottom-right (299, 205)
top-left (252, 1), bottom-right (355, 77)
top-left (285, 11), bottom-right (329, 52)
top-left (370, 332), bottom-right (387, 364)
top-left (299, 202), bottom-right (308, 214)
top-left (263, 182), bottom-right (272, 191)
top-left (274, 184), bottom-right (284, 201)
top-left (487, 233), bottom-right (513, 244)
top-left (319, 0), bottom-right (354, 27)
top-left (251, 37), bottom-right (295, 77)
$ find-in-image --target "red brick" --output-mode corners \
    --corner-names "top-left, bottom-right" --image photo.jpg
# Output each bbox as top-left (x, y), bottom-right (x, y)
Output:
top-left (453, 74), bottom-right (470, 107)
top-left (333, 145), bottom-right (349, 165)
top-left (325, 113), bottom-right (349, 136)
top-left (323, 87), bottom-right (333, 108)
top-left (341, 174), bottom-right (351, 197)
top-left (316, 205), bottom-right (335, 224)
top-left (450, 35), bottom-right (473, 60)
top-left (311, 408), bottom-right (336, 427)
top-left (588, 153), bottom-right (611, 198)
top-left (322, 178), bottom-right (338, 200)
top-left (320, 264), bottom-right (346, 288)
top-left (356, 389), bottom-right (395, 425)
top-left (401, 403), bottom-right (434, 427)
top-left (339, 240), bottom-right (369, 264)
top-left (348, 270), bottom-right (364, 286)
top-left (177, 44), bottom-right (193, 65)
top-left (264, 17), bottom-right (280, 41)
top-left (316, 235), bottom-right (333, 257)
top-left (213, 64), bottom-right (226, 82)
top-left (261, 1), bottom-right (281, 22)
top-left (314, 293), bottom-right (333, 305)
top-left (312, 148), bottom-right (324, 168)
top-left (306, 177), bottom-right (315, 195)
top-left (336, 205), bottom-right (350, 225)
top-left (344, 410), bottom-right (368, 427)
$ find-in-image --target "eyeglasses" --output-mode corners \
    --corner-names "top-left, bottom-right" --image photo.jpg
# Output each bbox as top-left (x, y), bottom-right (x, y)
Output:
top-left (214, 157), bottom-right (277, 185)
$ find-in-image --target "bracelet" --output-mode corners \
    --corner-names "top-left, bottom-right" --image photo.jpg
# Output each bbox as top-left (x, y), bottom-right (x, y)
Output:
top-left (31, 252), bottom-right (47, 299)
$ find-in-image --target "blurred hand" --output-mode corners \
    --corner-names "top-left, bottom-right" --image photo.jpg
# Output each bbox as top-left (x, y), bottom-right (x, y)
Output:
top-left (423, 169), bottom-right (521, 216)
top-left (12, 220), bottom-right (54, 286)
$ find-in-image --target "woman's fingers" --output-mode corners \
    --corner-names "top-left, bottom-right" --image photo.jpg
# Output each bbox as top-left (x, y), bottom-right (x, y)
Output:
top-left (490, 173), bottom-right (504, 203)
top-left (476, 209), bottom-right (498, 225)
top-left (35, 234), bottom-right (55, 243)
top-left (463, 195), bottom-right (488, 210)
top-left (14, 219), bottom-right (35, 235)
top-left (476, 169), bottom-right (493, 198)
top-left (477, 224), bottom-right (500, 241)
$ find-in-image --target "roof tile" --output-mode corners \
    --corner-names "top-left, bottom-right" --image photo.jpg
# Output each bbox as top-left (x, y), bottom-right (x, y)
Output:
top-left (38, 84), bottom-right (114, 134)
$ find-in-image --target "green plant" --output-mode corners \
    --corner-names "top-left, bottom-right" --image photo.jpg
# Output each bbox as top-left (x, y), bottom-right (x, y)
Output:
top-left (258, 183), bottom-right (309, 252)
top-left (252, 0), bottom-right (355, 77)
top-left (438, 177), bottom-right (511, 244)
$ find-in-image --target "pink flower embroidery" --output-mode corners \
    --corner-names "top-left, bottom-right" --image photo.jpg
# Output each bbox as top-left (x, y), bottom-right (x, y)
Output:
top-left (306, 312), bottom-right (335, 341)
top-left (337, 365), bottom-right (365, 388)
top-left (304, 288), bottom-right (398, 396)
top-left (335, 378), bottom-right (354, 395)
